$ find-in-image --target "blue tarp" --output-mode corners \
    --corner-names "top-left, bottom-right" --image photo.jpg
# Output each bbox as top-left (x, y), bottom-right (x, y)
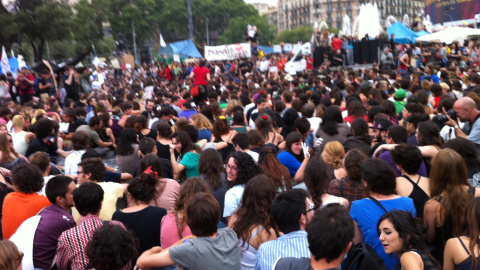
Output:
top-left (258, 45), bottom-right (274, 54)
top-left (158, 39), bottom-right (202, 59)
top-left (414, 30), bottom-right (430, 37)
top-left (387, 22), bottom-right (417, 44)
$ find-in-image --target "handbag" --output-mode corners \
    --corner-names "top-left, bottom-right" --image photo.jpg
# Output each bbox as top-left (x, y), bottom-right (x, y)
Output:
top-left (190, 85), bottom-right (199, 97)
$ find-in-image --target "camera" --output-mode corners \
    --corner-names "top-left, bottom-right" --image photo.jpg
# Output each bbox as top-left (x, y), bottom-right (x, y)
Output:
top-left (437, 109), bottom-right (457, 122)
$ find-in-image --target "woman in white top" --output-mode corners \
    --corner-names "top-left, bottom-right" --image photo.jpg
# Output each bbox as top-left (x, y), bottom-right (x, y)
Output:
top-left (10, 115), bottom-right (35, 156)
top-left (229, 175), bottom-right (279, 270)
top-left (304, 157), bottom-right (349, 210)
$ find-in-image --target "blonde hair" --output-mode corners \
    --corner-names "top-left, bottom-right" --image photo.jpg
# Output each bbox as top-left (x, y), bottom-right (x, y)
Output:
top-left (12, 115), bottom-right (24, 129)
top-left (322, 141), bottom-right (345, 170)
top-left (225, 99), bottom-right (241, 115)
top-left (31, 109), bottom-right (46, 125)
top-left (0, 240), bottom-right (22, 270)
top-left (190, 114), bottom-right (212, 130)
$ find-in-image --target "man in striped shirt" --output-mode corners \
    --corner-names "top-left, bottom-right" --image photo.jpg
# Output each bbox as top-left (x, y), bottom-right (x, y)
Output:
top-left (254, 189), bottom-right (312, 270)
top-left (56, 182), bottom-right (128, 270)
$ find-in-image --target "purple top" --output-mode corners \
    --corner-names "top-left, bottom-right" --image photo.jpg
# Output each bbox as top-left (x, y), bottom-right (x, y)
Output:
top-left (33, 204), bottom-right (76, 270)
top-left (380, 150), bottom-right (428, 177)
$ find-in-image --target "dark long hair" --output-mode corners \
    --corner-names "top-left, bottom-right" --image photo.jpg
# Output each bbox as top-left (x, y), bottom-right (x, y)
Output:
top-left (258, 147), bottom-right (291, 192)
top-left (228, 151), bottom-right (262, 189)
top-left (232, 175), bottom-right (279, 248)
top-left (198, 149), bottom-right (226, 190)
top-left (171, 130), bottom-right (200, 156)
top-left (115, 128), bottom-right (138, 156)
top-left (377, 211), bottom-right (441, 269)
top-left (464, 197), bottom-right (480, 270)
top-left (319, 106), bottom-right (343, 136)
top-left (417, 121), bottom-right (444, 148)
top-left (285, 132), bottom-right (304, 163)
top-left (304, 157), bottom-right (329, 209)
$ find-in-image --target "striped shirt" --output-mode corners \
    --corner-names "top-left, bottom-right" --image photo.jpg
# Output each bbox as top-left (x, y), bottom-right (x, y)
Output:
top-left (33, 204), bottom-right (76, 270)
top-left (56, 215), bottom-right (127, 270)
top-left (254, 230), bottom-right (310, 270)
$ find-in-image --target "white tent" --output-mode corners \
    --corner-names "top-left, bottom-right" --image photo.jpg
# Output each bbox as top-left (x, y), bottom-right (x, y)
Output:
top-left (415, 27), bottom-right (480, 44)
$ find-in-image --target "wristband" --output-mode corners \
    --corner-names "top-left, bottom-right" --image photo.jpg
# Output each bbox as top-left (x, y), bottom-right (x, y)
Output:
top-left (454, 125), bottom-right (459, 129)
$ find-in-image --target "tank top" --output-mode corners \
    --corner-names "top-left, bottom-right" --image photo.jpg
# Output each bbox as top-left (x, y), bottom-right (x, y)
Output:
top-left (11, 131), bottom-right (28, 156)
top-left (408, 249), bottom-right (439, 270)
top-left (239, 226), bottom-right (263, 270)
top-left (401, 175), bottom-right (429, 218)
top-left (160, 212), bottom-right (192, 249)
top-left (456, 237), bottom-right (480, 270)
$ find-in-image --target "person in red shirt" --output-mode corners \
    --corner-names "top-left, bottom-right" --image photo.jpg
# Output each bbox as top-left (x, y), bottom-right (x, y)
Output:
top-left (15, 67), bottom-right (35, 105)
top-left (332, 35), bottom-right (343, 51)
top-left (277, 54), bottom-right (288, 71)
top-left (189, 60), bottom-right (211, 105)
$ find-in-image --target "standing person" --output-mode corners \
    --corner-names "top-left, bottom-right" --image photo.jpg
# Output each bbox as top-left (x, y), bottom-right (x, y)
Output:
top-left (63, 66), bottom-right (79, 102)
top-left (2, 164), bottom-right (51, 240)
top-left (189, 60), bottom-right (211, 105)
top-left (56, 182), bottom-right (128, 270)
top-left (224, 151), bottom-right (262, 222)
top-left (10, 115), bottom-right (35, 156)
top-left (137, 193), bottom-right (242, 270)
top-left (38, 70), bottom-right (56, 102)
top-left (350, 158), bottom-right (416, 270)
top-left (444, 197), bottom-right (480, 270)
top-left (229, 175), bottom-right (279, 270)
top-left (377, 211), bottom-right (440, 270)
top-left (32, 176), bottom-right (76, 270)
top-left (15, 67), bottom-right (35, 105)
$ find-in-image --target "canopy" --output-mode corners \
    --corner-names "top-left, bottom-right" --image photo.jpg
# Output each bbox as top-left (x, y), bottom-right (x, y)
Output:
top-left (414, 30), bottom-right (430, 37)
top-left (387, 22), bottom-right (417, 44)
top-left (415, 27), bottom-right (480, 44)
top-left (158, 39), bottom-right (202, 59)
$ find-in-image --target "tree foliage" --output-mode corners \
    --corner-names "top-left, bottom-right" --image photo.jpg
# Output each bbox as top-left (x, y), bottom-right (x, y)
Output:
top-left (219, 15), bottom-right (276, 45)
top-left (273, 26), bottom-right (314, 44)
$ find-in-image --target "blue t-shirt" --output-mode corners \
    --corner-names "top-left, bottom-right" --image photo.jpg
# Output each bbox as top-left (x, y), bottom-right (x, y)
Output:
top-left (350, 197), bottom-right (416, 270)
top-left (277, 151), bottom-right (301, 178)
top-left (198, 128), bottom-right (212, 142)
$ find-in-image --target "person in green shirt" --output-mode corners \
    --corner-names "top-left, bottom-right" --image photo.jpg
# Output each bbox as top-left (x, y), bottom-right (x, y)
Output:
top-left (170, 130), bottom-right (201, 180)
top-left (393, 89), bottom-right (407, 114)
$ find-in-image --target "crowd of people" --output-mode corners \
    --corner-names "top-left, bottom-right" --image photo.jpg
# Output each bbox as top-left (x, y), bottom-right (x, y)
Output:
top-left (2, 34), bottom-right (480, 270)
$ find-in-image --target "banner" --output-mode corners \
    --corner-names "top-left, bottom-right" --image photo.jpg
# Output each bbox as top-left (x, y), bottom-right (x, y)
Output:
top-left (205, 43), bottom-right (251, 61)
top-left (426, 0), bottom-right (480, 25)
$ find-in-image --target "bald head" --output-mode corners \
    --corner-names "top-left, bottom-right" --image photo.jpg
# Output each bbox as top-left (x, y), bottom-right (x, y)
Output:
top-left (456, 97), bottom-right (476, 110)
top-left (454, 97), bottom-right (480, 122)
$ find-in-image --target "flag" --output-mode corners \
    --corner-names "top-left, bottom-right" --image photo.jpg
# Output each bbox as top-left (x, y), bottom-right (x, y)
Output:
top-left (160, 34), bottom-right (167, 47)
top-left (10, 49), bottom-right (14, 58)
top-left (1, 47), bottom-right (11, 75)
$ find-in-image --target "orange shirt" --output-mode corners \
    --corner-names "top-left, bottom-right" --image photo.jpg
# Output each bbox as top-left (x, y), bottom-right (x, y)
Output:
top-left (277, 58), bottom-right (287, 71)
top-left (2, 192), bottom-right (51, 239)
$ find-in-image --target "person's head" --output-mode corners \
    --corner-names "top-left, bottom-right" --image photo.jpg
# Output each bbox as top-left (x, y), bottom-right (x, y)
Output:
top-left (226, 151), bottom-right (262, 186)
top-left (45, 176), bottom-right (76, 211)
top-left (127, 173), bottom-right (159, 204)
top-left (73, 181), bottom-right (104, 216)
top-left (29, 151), bottom-right (50, 174)
top-left (350, 118), bottom-right (370, 142)
top-left (86, 224), bottom-right (138, 270)
top-left (272, 189), bottom-right (312, 234)
top-left (453, 97), bottom-right (479, 123)
top-left (233, 174), bottom-right (278, 242)
top-left (11, 163), bottom-right (44, 194)
top-left (307, 204), bottom-right (354, 263)
top-left (77, 158), bottom-right (106, 184)
top-left (304, 157), bottom-right (330, 209)
top-left (189, 113), bottom-right (212, 130)
top-left (378, 210), bottom-right (434, 260)
top-left (464, 197), bottom-right (480, 267)
top-left (285, 132), bottom-right (304, 157)
top-left (0, 240), bottom-right (23, 270)
top-left (212, 117), bottom-right (231, 139)
top-left (185, 192), bottom-right (220, 237)
top-left (231, 133), bottom-right (250, 151)
top-left (321, 106), bottom-right (343, 136)
top-left (11, 115), bottom-right (25, 130)
top-left (71, 131), bottom-right (90, 151)
top-left (322, 141), bottom-right (345, 170)
top-left (198, 148), bottom-right (225, 190)
top-left (88, 116), bottom-right (102, 129)
top-left (156, 120), bottom-right (173, 139)
top-left (138, 137), bottom-right (156, 156)
top-left (361, 158), bottom-right (396, 195)
top-left (386, 125), bottom-right (408, 144)
top-left (344, 149), bottom-right (368, 182)
top-left (416, 121), bottom-right (443, 148)
top-left (174, 177), bottom-right (210, 214)
top-left (445, 137), bottom-right (480, 166)
top-left (294, 117), bottom-right (311, 138)
top-left (34, 118), bottom-right (54, 140)
top-left (172, 130), bottom-right (196, 155)
top-left (180, 125), bottom-right (199, 144)
top-left (139, 153), bottom-right (164, 178)
top-left (391, 144), bottom-right (423, 175)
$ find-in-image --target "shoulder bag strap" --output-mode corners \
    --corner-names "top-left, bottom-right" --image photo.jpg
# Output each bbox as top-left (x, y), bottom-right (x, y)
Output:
top-left (368, 196), bottom-right (388, 213)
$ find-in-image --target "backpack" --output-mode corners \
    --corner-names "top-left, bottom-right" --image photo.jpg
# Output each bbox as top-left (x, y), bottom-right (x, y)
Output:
top-left (341, 243), bottom-right (387, 270)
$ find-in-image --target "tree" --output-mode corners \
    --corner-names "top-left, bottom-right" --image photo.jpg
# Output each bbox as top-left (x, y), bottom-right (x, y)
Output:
top-left (273, 26), bottom-right (313, 44)
top-left (220, 15), bottom-right (276, 45)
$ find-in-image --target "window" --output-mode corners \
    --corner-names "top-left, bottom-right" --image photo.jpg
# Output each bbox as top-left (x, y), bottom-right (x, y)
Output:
top-left (328, 3), bottom-right (332, 10)
top-left (337, 21), bottom-right (342, 29)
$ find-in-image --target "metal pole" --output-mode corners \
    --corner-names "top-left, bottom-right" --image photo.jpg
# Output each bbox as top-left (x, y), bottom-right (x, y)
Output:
top-left (187, 0), bottom-right (194, 40)
top-left (132, 22), bottom-right (138, 62)
top-left (206, 18), bottom-right (209, 46)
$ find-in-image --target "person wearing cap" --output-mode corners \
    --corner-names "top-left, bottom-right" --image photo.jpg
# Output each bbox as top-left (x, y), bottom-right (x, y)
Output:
top-left (393, 89), bottom-right (407, 114)
top-left (61, 107), bottom-right (88, 141)
top-left (368, 118), bottom-right (393, 156)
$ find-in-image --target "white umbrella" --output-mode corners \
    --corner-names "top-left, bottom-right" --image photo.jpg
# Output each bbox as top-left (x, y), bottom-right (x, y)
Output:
top-left (415, 27), bottom-right (480, 44)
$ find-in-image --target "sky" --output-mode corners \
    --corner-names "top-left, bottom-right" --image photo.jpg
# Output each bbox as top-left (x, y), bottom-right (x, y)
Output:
top-left (244, 0), bottom-right (278, 6)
